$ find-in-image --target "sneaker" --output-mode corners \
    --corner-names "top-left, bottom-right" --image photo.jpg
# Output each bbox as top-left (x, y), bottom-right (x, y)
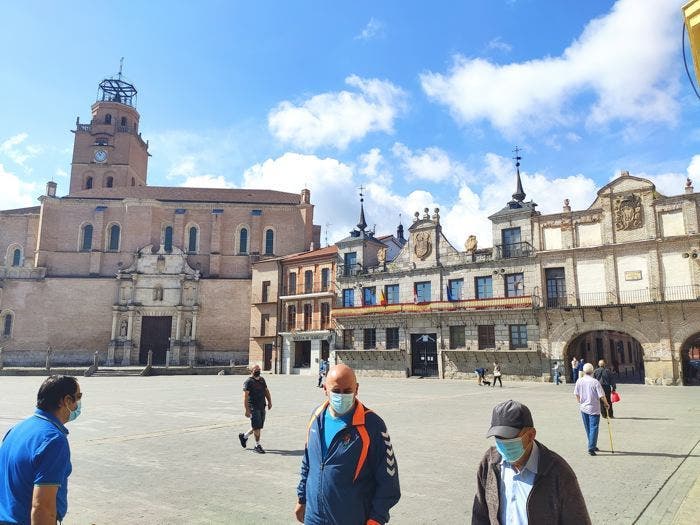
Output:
top-left (254, 444), bottom-right (266, 454)
top-left (594, 447), bottom-right (600, 451)
top-left (588, 450), bottom-right (596, 456)
top-left (238, 433), bottom-right (248, 449)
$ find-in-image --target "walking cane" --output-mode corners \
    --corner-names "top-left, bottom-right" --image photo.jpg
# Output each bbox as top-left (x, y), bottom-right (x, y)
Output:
top-left (605, 406), bottom-right (614, 453)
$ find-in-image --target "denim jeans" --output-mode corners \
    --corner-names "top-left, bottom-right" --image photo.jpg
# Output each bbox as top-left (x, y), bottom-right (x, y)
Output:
top-left (554, 371), bottom-right (561, 385)
top-left (581, 412), bottom-right (600, 451)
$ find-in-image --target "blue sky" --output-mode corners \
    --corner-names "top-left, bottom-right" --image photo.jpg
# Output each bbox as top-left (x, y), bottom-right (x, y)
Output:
top-left (1, 0), bottom-right (698, 248)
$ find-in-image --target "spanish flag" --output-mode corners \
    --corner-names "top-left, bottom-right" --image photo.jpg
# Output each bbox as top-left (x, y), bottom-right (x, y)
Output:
top-left (379, 289), bottom-right (387, 306)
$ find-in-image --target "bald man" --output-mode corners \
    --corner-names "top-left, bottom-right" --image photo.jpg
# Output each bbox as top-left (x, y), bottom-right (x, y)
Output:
top-left (295, 364), bottom-right (401, 524)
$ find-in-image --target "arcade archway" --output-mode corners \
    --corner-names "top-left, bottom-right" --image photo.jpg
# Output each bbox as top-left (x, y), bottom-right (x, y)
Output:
top-left (681, 333), bottom-right (700, 386)
top-left (564, 330), bottom-right (644, 384)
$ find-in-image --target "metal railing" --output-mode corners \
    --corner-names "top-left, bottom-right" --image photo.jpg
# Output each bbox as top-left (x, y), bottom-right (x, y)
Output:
top-left (543, 285), bottom-right (700, 308)
top-left (280, 319), bottom-right (332, 332)
top-left (495, 242), bottom-right (534, 259)
top-left (280, 283), bottom-right (335, 296)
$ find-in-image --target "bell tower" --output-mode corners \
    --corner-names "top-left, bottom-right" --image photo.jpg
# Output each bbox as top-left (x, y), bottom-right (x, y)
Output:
top-left (69, 65), bottom-right (149, 194)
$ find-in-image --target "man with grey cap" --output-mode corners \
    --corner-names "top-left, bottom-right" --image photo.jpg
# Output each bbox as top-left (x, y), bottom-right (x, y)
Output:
top-left (472, 400), bottom-right (590, 524)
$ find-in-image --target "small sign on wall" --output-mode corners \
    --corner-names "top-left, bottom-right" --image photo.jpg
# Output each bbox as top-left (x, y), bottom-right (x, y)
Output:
top-left (624, 270), bottom-right (643, 281)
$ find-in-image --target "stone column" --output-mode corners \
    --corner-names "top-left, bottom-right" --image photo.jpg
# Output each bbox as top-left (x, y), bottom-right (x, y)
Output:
top-left (110, 312), bottom-right (119, 340)
top-left (191, 313), bottom-right (198, 341)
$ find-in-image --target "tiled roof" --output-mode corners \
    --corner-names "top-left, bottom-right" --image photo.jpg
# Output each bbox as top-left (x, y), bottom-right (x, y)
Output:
top-left (0, 206), bottom-right (40, 215)
top-left (282, 245), bottom-right (337, 262)
top-left (65, 186), bottom-right (302, 205)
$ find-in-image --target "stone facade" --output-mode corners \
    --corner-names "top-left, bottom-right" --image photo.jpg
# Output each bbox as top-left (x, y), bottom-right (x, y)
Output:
top-left (0, 76), bottom-right (319, 366)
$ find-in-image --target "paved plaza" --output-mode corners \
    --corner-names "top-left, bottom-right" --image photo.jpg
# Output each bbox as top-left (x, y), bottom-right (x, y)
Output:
top-left (0, 374), bottom-right (698, 524)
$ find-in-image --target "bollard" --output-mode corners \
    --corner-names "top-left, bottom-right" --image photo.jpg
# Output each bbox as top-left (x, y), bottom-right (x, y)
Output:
top-left (93, 351), bottom-right (99, 369)
top-left (147, 349), bottom-right (153, 367)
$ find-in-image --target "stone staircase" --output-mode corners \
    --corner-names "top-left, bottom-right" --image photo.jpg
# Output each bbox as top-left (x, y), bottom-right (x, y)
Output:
top-left (89, 367), bottom-right (145, 377)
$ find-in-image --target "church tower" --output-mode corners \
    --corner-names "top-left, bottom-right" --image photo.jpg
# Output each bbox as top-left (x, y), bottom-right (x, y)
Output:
top-left (69, 67), bottom-right (149, 194)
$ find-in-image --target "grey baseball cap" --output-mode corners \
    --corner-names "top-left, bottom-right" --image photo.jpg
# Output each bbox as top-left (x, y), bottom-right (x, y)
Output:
top-left (486, 400), bottom-right (534, 438)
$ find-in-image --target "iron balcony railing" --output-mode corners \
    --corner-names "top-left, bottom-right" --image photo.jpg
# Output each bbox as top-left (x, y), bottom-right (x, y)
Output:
top-left (279, 319), bottom-right (332, 332)
top-left (543, 285), bottom-right (700, 308)
top-left (495, 241), bottom-right (534, 259)
top-left (280, 283), bottom-right (336, 296)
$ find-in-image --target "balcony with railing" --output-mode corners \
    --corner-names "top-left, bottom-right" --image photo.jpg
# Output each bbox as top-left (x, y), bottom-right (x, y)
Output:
top-left (280, 282), bottom-right (336, 299)
top-left (280, 317), bottom-right (333, 332)
top-left (543, 285), bottom-right (700, 308)
top-left (333, 294), bottom-right (536, 317)
top-left (495, 241), bottom-right (534, 259)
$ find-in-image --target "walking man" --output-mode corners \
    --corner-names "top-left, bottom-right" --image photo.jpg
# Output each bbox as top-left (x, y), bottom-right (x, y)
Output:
top-left (552, 361), bottom-right (562, 385)
top-left (0, 375), bottom-right (82, 524)
top-left (239, 364), bottom-right (272, 454)
top-left (492, 362), bottom-right (502, 388)
top-left (574, 363), bottom-right (610, 456)
top-left (570, 356), bottom-right (579, 383)
top-left (295, 364), bottom-right (401, 524)
top-left (472, 399), bottom-right (591, 524)
top-left (317, 358), bottom-right (328, 388)
top-left (593, 359), bottom-right (616, 418)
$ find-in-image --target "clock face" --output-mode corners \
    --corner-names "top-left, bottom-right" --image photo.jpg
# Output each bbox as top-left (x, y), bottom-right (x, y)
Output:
top-left (94, 149), bottom-right (108, 163)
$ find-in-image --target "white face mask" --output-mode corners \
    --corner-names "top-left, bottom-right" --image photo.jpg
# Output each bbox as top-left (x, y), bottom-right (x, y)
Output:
top-left (329, 392), bottom-right (355, 415)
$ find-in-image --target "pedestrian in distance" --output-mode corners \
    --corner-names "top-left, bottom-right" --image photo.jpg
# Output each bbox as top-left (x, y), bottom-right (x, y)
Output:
top-left (492, 362), bottom-right (503, 388)
top-left (552, 361), bottom-right (563, 385)
top-left (472, 399), bottom-right (591, 524)
top-left (295, 364), bottom-right (401, 525)
top-left (593, 359), bottom-right (617, 418)
top-left (577, 358), bottom-right (585, 380)
top-left (239, 364), bottom-right (272, 454)
top-left (317, 358), bottom-right (329, 388)
top-left (570, 356), bottom-right (579, 384)
top-left (475, 367), bottom-right (488, 386)
top-left (574, 363), bottom-right (610, 456)
top-left (0, 375), bottom-right (83, 525)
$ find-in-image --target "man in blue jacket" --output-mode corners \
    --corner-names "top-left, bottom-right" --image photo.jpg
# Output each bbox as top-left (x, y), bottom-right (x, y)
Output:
top-left (295, 364), bottom-right (401, 524)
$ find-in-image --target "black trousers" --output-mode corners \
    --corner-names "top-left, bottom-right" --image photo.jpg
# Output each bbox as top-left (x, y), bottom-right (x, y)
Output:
top-left (492, 376), bottom-right (502, 387)
top-left (600, 385), bottom-right (614, 417)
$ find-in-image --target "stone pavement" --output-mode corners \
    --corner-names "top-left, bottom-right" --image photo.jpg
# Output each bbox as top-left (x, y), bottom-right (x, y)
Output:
top-left (0, 375), bottom-right (698, 524)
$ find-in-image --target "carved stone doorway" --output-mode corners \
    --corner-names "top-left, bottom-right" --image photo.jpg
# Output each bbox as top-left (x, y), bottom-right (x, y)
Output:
top-left (139, 316), bottom-right (173, 365)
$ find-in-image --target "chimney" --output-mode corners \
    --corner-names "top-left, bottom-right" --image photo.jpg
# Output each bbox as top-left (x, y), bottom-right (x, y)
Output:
top-left (46, 181), bottom-right (57, 198)
top-left (301, 188), bottom-right (311, 204)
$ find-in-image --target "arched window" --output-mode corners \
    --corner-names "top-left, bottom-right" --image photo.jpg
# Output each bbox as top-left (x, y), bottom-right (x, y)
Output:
top-left (120, 116), bottom-right (127, 126)
top-left (164, 226), bottom-right (173, 252)
top-left (105, 114), bottom-right (112, 125)
top-left (2, 313), bottom-right (12, 337)
top-left (85, 176), bottom-right (93, 189)
top-left (11, 248), bottom-right (21, 267)
top-left (188, 226), bottom-right (198, 253)
top-left (239, 228), bottom-right (248, 254)
top-left (106, 176), bottom-right (114, 188)
top-left (108, 224), bottom-right (120, 251)
top-left (265, 229), bottom-right (274, 255)
top-left (81, 224), bottom-right (93, 252)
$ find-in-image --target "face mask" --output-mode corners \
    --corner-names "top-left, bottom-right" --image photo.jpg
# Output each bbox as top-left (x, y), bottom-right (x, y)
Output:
top-left (495, 436), bottom-right (525, 463)
top-left (329, 392), bottom-right (355, 415)
top-left (253, 370), bottom-right (261, 377)
top-left (68, 400), bottom-right (82, 423)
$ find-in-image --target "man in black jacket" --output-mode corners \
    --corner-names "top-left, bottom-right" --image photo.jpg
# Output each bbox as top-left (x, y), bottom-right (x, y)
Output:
top-left (472, 400), bottom-right (590, 524)
top-left (593, 359), bottom-right (616, 418)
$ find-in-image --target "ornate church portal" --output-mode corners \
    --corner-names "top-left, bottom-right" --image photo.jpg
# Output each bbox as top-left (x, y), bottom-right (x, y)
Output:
top-left (107, 244), bottom-right (200, 366)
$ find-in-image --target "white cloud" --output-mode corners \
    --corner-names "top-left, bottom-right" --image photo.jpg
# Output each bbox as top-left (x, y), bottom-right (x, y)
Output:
top-left (392, 142), bottom-right (470, 183)
top-left (0, 133), bottom-right (42, 170)
top-left (180, 175), bottom-right (235, 188)
top-left (485, 37), bottom-right (512, 54)
top-left (355, 17), bottom-right (384, 41)
top-left (268, 75), bottom-right (408, 150)
top-left (0, 164), bottom-right (38, 210)
top-left (359, 148), bottom-right (392, 186)
top-left (55, 168), bottom-right (69, 179)
top-left (420, 0), bottom-right (679, 137)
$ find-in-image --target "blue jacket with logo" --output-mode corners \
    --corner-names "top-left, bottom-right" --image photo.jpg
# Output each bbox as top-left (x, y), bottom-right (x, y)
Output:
top-left (297, 400), bottom-right (401, 525)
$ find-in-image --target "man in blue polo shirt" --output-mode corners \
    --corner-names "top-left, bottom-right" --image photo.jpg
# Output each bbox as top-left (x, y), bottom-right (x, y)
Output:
top-left (0, 375), bottom-right (82, 525)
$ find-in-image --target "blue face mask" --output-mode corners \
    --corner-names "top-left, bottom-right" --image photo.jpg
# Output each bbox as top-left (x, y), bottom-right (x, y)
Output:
top-left (329, 392), bottom-right (355, 415)
top-left (68, 400), bottom-right (82, 422)
top-left (495, 436), bottom-right (525, 463)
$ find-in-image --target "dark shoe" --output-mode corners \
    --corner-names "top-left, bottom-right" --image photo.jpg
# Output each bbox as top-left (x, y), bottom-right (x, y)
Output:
top-left (254, 444), bottom-right (266, 454)
top-left (594, 447), bottom-right (600, 451)
top-left (238, 433), bottom-right (248, 449)
top-left (588, 450), bottom-right (596, 456)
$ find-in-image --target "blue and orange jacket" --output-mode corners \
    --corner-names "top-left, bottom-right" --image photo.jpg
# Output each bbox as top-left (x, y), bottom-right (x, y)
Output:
top-left (297, 400), bottom-right (401, 525)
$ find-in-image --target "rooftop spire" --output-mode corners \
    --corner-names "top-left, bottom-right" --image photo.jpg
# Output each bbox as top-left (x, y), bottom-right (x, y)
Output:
top-left (357, 185), bottom-right (367, 232)
top-left (511, 146), bottom-right (526, 203)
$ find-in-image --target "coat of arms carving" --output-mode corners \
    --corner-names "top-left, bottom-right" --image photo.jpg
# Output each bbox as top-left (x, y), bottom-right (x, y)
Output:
top-left (614, 193), bottom-right (643, 231)
top-left (413, 232), bottom-right (432, 260)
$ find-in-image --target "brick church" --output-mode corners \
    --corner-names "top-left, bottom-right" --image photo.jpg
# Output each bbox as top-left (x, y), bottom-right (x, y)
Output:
top-left (0, 74), bottom-right (319, 367)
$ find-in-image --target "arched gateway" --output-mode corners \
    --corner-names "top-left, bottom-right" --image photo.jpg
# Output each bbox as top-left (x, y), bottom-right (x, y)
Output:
top-left (563, 330), bottom-right (644, 384)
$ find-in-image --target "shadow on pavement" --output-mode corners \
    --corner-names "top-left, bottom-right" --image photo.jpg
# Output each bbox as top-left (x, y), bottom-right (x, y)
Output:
top-left (612, 417), bottom-right (673, 421)
top-left (262, 449), bottom-right (305, 457)
top-left (602, 450), bottom-right (697, 459)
